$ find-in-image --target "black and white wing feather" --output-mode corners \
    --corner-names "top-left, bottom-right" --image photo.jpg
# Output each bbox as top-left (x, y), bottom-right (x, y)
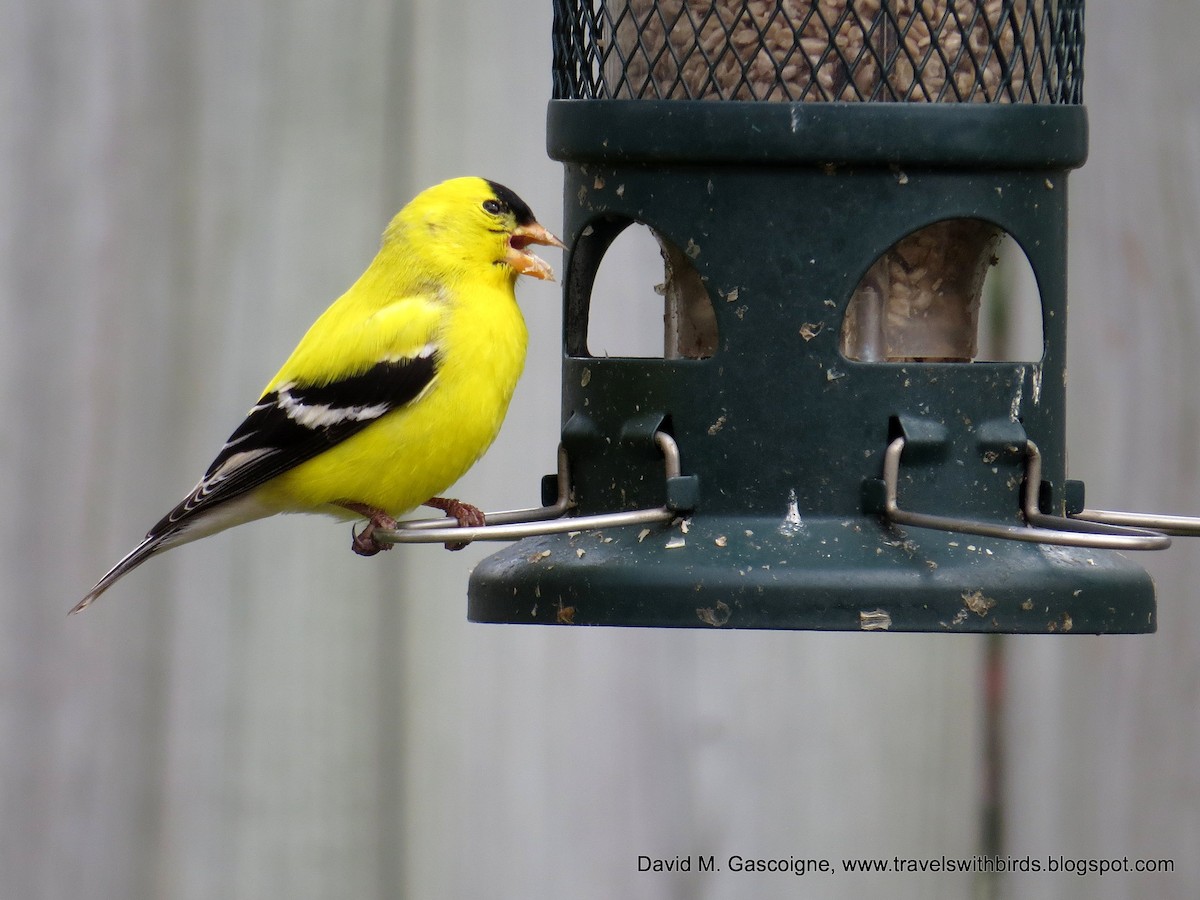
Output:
top-left (158, 347), bottom-right (438, 533)
top-left (72, 348), bottom-right (438, 612)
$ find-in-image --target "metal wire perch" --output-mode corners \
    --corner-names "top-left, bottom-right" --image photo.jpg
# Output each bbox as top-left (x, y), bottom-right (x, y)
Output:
top-left (882, 436), bottom-right (1173, 551)
top-left (374, 431), bottom-right (687, 546)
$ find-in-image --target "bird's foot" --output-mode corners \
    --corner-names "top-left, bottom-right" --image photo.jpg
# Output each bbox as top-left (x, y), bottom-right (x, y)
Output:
top-left (351, 521), bottom-right (394, 556)
top-left (424, 496), bottom-right (485, 551)
top-left (338, 502), bottom-right (398, 557)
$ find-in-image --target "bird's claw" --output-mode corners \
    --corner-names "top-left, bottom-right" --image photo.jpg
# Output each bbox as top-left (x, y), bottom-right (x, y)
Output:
top-left (350, 523), bottom-right (386, 556)
top-left (347, 509), bottom-right (398, 556)
top-left (425, 497), bottom-right (486, 551)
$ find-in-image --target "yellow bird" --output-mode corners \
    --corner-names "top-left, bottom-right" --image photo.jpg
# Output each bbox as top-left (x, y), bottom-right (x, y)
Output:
top-left (75, 176), bottom-right (563, 613)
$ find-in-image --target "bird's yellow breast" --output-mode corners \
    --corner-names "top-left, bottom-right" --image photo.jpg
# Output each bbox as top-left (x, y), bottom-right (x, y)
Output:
top-left (258, 277), bottom-right (529, 518)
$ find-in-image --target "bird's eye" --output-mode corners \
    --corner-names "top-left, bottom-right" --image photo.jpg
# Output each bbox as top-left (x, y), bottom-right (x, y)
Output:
top-left (482, 199), bottom-right (507, 216)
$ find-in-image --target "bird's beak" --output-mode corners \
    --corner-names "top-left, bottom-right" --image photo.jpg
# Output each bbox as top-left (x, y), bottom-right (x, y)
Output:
top-left (506, 223), bottom-right (566, 281)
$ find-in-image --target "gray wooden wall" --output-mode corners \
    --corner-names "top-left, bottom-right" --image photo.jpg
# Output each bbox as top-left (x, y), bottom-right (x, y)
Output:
top-left (1, 1), bottom-right (1195, 898)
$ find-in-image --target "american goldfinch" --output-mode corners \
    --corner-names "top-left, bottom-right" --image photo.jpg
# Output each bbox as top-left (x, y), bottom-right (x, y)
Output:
top-left (75, 176), bottom-right (562, 613)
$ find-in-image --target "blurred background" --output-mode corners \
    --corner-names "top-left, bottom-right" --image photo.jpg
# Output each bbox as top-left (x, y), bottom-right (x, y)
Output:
top-left (2, 1), bottom-right (1197, 898)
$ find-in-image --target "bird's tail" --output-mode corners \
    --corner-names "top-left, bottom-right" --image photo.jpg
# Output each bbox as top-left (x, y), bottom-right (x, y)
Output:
top-left (72, 491), bottom-right (279, 614)
top-left (71, 535), bottom-right (166, 615)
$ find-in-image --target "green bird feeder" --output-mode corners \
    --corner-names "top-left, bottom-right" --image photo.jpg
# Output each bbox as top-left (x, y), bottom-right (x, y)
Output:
top-left (390, 0), bottom-right (1200, 632)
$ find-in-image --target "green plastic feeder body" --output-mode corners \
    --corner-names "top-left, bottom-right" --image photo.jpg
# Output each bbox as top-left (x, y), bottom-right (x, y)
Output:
top-left (467, 2), bottom-right (1156, 634)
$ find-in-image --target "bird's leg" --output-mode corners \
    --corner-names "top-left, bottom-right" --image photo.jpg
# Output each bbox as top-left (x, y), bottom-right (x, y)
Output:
top-left (337, 501), bottom-right (398, 557)
top-left (424, 496), bottom-right (486, 551)
top-left (425, 496), bottom-right (486, 527)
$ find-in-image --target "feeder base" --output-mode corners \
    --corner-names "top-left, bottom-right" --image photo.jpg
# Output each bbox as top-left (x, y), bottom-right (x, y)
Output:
top-left (467, 515), bottom-right (1156, 634)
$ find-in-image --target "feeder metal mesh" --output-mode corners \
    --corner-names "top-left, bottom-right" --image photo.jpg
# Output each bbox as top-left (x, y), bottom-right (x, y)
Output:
top-left (553, 0), bottom-right (1082, 103)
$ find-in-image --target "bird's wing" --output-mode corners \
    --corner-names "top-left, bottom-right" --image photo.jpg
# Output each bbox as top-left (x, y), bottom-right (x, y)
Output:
top-left (73, 346), bottom-right (439, 614)
top-left (148, 348), bottom-right (438, 538)
top-left (148, 293), bottom-right (447, 540)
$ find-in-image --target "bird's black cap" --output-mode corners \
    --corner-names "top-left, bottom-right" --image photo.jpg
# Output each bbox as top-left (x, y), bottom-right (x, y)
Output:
top-left (485, 180), bottom-right (538, 226)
